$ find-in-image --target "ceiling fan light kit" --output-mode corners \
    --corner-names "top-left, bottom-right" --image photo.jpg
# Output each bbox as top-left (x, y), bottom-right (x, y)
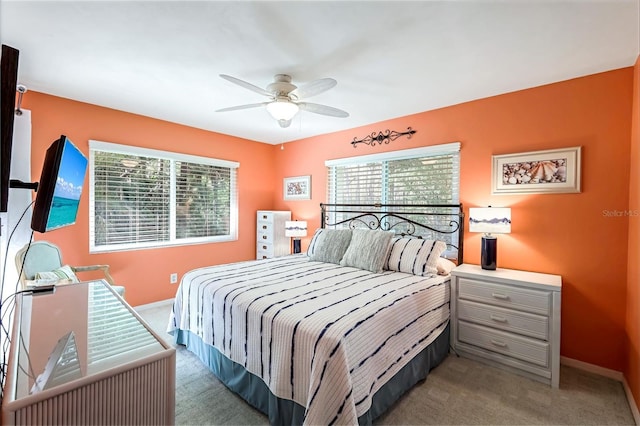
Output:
top-left (266, 98), bottom-right (300, 121)
top-left (217, 73), bottom-right (349, 128)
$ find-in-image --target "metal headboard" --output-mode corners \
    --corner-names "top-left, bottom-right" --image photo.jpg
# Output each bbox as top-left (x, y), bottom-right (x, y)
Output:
top-left (320, 203), bottom-right (464, 265)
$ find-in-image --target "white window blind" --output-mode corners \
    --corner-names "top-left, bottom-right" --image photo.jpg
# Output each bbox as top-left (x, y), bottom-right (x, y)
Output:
top-left (175, 161), bottom-right (233, 240)
top-left (89, 141), bottom-right (238, 252)
top-left (326, 143), bottom-right (460, 244)
top-left (326, 143), bottom-right (460, 204)
top-left (329, 162), bottom-right (384, 205)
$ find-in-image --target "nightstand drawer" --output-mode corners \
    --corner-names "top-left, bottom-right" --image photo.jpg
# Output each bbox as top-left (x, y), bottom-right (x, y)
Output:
top-left (458, 321), bottom-right (549, 367)
top-left (458, 277), bottom-right (551, 315)
top-left (458, 299), bottom-right (549, 340)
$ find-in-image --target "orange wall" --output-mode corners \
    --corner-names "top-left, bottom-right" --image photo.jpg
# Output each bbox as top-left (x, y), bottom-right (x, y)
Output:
top-left (626, 56), bottom-right (640, 411)
top-left (20, 92), bottom-right (276, 306)
top-left (18, 67), bottom-right (635, 374)
top-left (274, 68), bottom-right (634, 372)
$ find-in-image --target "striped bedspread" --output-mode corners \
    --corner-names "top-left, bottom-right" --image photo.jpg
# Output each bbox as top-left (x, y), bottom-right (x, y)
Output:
top-left (168, 255), bottom-right (450, 425)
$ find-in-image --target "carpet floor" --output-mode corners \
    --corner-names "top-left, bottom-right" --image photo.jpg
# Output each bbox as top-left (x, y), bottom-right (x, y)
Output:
top-left (137, 302), bottom-right (636, 425)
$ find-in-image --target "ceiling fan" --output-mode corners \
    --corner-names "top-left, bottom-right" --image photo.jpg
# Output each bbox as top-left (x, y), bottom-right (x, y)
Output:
top-left (216, 74), bottom-right (349, 128)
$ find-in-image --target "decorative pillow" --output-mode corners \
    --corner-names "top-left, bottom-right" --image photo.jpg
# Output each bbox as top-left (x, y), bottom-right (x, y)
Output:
top-left (34, 265), bottom-right (79, 283)
top-left (436, 257), bottom-right (457, 276)
top-left (340, 229), bottom-right (394, 273)
top-left (307, 228), bottom-right (324, 257)
top-left (308, 229), bottom-right (353, 264)
top-left (385, 238), bottom-right (447, 276)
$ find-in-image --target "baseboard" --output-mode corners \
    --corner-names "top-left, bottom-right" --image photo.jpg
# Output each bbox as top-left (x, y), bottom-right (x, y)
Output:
top-left (134, 298), bottom-right (174, 312)
top-left (623, 376), bottom-right (640, 425)
top-left (561, 356), bottom-right (639, 425)
top-left (560, 356), bottom-right (624, 380)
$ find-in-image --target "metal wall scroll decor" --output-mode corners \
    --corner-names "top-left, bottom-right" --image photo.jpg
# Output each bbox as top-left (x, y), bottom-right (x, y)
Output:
top-left (351, 127), bottom-right (417, 148)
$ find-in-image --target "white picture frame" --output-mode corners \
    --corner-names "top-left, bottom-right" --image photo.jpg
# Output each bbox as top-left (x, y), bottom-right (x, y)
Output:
top-left (492, 146), bottom-right (581, 195)
top-left (283, 175), bottom-right (311, 200)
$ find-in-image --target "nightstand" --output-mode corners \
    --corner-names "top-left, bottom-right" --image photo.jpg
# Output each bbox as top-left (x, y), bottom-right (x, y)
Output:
top-left (450, 264), bottom-right (562, 387)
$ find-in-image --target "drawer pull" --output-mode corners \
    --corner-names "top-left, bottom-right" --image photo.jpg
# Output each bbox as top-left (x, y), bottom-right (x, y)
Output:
top-left (262, 256), bottom-right (267, 259)
top-left (492, 292), bottom-right (509, 300)
top-left (262, 245), bottom-right (267, 249)
top-left (262, 235), bottom-right (267, 239)
top-left (262, 225), bottom-right (267, 230)
top-left (490, 339), bottom-right (507, 348)
top-left (262, 215), bottom-right (268, 219)
top-left (490, 314), bottom-right (507, 323)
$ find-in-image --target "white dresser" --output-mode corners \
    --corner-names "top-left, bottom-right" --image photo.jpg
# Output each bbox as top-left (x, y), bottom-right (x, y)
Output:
top-left (256, 210), bottom-right (291, 259)
top-left (450, 264), bottom-right (562, 387)
top-left (2, 280), bottom-right (175, 425)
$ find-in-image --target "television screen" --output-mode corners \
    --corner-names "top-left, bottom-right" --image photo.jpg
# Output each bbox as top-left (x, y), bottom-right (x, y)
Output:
top-left (31, 136), bottom-right (88, 233)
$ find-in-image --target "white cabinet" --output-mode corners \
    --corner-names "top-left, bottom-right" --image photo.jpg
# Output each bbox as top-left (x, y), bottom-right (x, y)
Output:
top-left (2, 280), bottom-right (175, 425)
top-left (256, 210), bottom-right (291, 259)
top-left (451, 264), bottom-right (562, 387)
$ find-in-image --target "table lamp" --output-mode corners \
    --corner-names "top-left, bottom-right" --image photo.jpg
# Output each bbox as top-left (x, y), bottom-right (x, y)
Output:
top-left (285, 220), bottom-right (307, 254)
top-left (469, 207), bottom-right (511, 270)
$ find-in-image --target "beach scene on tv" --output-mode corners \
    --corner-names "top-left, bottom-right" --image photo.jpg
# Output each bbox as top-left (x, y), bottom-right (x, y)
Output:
top-left (45, 142), bottom-right (87, 231)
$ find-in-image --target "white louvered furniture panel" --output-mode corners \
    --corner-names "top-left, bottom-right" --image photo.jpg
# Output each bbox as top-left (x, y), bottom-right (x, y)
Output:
top-left (458, 321), bottom-right (550, 367)
top-left (2, 280), bottom-right (176, 425)
top-left (451, 264), bottom-right (562, 388)
top-left (256, 210), bottom-right (291, 259)
top-left (457, 299), bottom-right (549, 340)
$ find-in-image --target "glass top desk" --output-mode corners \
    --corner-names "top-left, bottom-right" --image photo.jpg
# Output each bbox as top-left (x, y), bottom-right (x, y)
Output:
top-left (2, 280), bottom-right (175, 425)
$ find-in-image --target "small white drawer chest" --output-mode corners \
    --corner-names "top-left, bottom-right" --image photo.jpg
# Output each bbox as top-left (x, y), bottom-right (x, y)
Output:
top-left (256, 210), bottom-right (291, 259)
top-left (450, 264), bottom-right (562, 387)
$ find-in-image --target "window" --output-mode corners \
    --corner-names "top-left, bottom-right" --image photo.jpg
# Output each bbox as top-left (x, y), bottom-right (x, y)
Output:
top-left (89, 141), bottom-right (238, 252)
top-left (326, 143), bottom-right (460, 245)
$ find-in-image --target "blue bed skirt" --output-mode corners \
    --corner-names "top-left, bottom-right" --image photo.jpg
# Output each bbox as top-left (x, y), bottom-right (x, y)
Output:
top-left (173, 322), bottom-right (450, 425)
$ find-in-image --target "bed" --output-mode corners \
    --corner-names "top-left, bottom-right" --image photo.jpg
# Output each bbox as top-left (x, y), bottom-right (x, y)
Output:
top-left (168, 203), bottom-right (464, 425)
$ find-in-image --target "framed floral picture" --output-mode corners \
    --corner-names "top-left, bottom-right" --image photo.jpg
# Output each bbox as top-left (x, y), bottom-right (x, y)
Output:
top-left (492, 146), bottom-right (581, 194)
top-left (283, 175), bottom-right (311, 200)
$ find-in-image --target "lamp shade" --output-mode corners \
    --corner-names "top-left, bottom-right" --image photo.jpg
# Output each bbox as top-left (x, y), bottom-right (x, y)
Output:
top-left (469, 207), bottom-right (511, 234)
top-left (285, 221), bottom-right (307, 238)
top-left (266, 99), bottom-right (299, 121)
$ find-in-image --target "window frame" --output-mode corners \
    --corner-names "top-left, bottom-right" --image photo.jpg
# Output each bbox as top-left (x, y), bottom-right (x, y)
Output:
top-left (89, 140), bottom-right (238, 253)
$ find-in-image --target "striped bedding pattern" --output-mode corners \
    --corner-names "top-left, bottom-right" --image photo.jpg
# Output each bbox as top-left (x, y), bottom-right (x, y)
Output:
top-left (168, 255), bottom-right (450, 425)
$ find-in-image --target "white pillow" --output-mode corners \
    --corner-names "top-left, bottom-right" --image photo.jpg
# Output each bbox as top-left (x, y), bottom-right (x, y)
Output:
top-left (436, 257), bottom-right (457, 276)
top-left (385, 238), bottom-right (447, 276)
top-left (307, 228), bottom-right (323, 257)
top-left (34, 265), bottom-right (79, 283)
top-left (340, 229), bottom-right (394, 273)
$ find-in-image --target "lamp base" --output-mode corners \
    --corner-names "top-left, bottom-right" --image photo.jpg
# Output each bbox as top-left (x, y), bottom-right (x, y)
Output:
top-left (481, 236), bottom-right (497, 270)
top-left (293, 239), bottom-right (301, 254)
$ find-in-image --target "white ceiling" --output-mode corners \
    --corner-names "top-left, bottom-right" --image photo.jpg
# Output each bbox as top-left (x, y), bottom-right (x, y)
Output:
top-left (1, 1), bottom-right (638, 145)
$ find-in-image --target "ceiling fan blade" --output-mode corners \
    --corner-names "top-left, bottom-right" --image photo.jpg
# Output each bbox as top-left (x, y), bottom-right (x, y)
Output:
top-left (290, 78), bottom-right (337, 99)
top-left (219, 74), bottom-right (272, 97)
top-left (299, 102), bottom-right (349, 118)
top-left (215, 102), bottom-right (267, 113)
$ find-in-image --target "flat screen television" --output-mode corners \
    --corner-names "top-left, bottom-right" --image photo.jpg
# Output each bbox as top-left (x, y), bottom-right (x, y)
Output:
top-left (1, 44), bottom-right (19, 213)
top-left (31, 136), bottom-right (88, 233)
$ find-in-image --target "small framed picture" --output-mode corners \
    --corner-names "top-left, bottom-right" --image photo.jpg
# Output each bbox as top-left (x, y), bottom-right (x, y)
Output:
top-left (284, 175), bottom-right (311, 200)
top-left (492, 147), bottom-right (581, 195)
